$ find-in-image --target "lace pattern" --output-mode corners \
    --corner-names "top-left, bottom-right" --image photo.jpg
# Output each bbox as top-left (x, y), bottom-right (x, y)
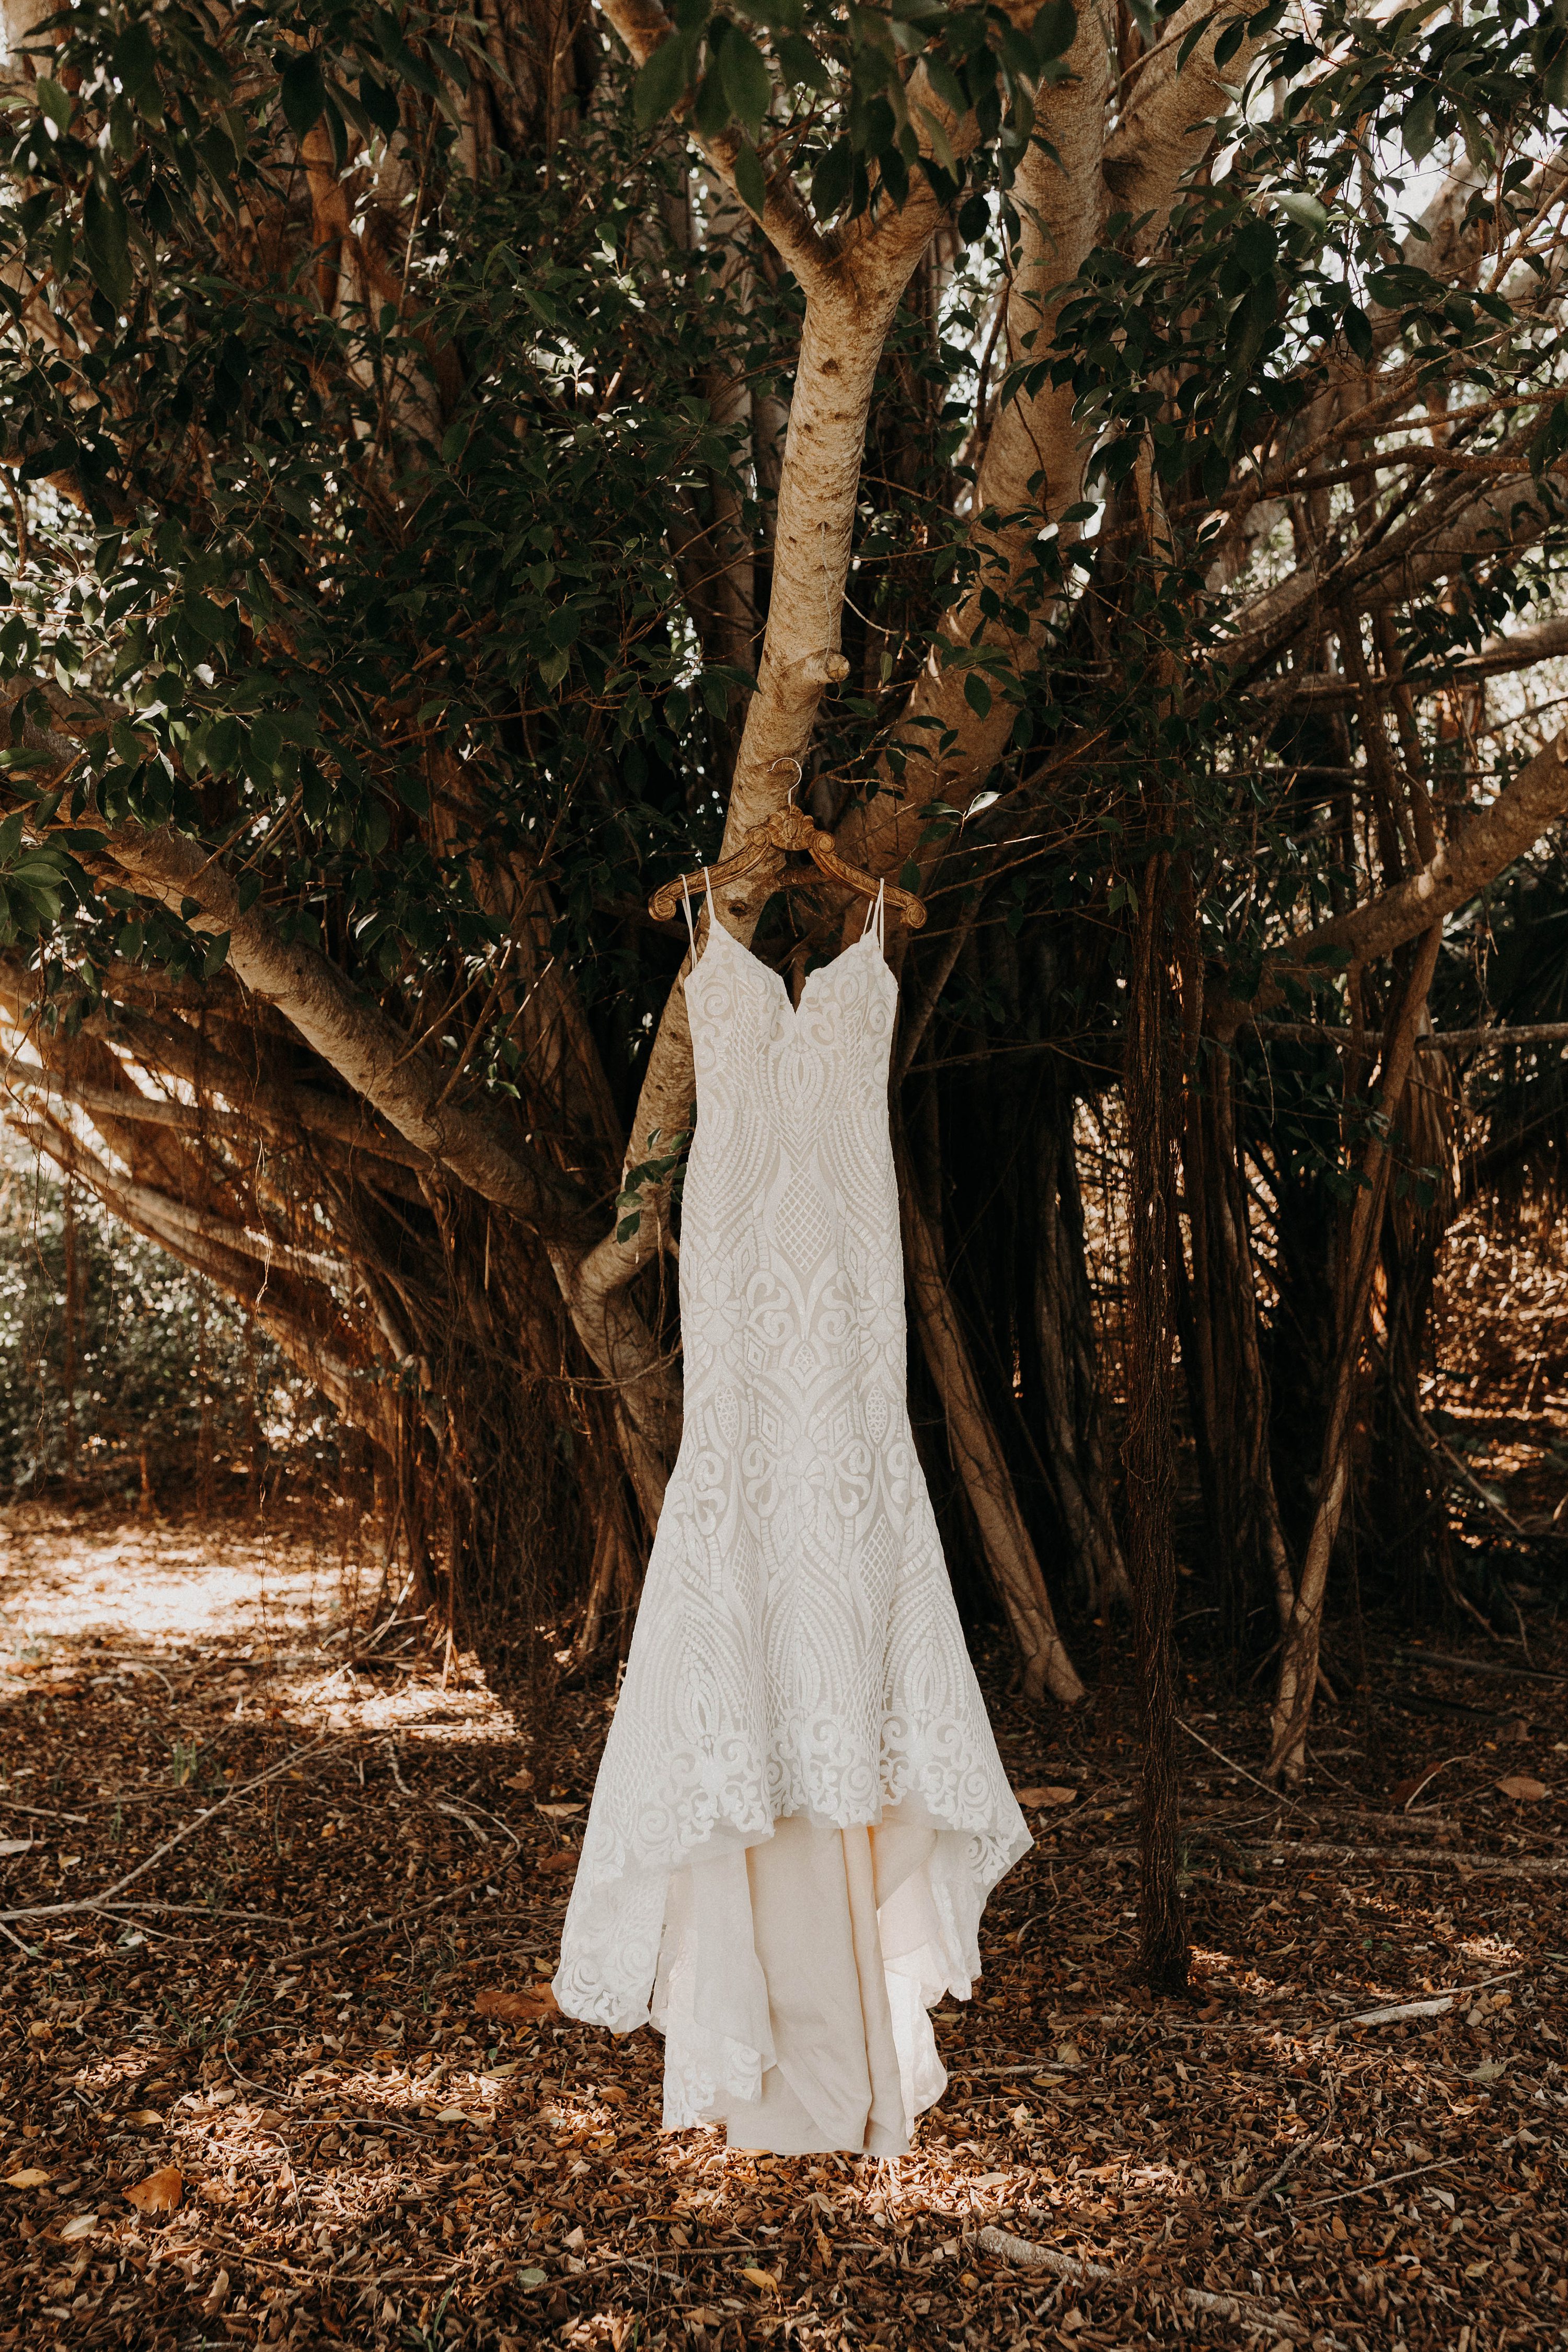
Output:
top-left (554, 911), bottom-right (1031, 2034)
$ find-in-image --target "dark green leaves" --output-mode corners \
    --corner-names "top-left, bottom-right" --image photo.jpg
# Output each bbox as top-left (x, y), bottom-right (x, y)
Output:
top-left (733, 137), bottom-right (767, 218)
top-left (1032, 0), bottom-right (1077, 64)
top-left (281, 51), bottom-right (329, 140)
top-left (112, 20), bottom-right (163, 118)
top-left (812, 138), bottom-right (854, 220)
top-left (718, 29), bottom-right (773, 135)
top-left (82, 176), bottom-right (132, 312)
top-left (634, 31), bottom-right (700, 126)
top-left (1402, 88), bottom-right (1437, 158)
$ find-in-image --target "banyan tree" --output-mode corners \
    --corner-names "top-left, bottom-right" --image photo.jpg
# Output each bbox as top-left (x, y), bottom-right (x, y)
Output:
top-left (1, 0), bottom-right (1565, 1803)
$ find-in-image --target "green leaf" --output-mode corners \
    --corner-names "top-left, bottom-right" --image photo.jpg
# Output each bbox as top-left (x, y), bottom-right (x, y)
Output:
top-left (777, 33), bottom-right (828, 90)
top-left (1402, 89), bottom-right (1437, 160)
top-left (82, 177), bottom-right (132, 312)
top-left (633, 35), bottom-right (695, 127)
top-left (112, 22), bottom-right (161, 111)
top-left (963, 672), bottom-right (993, 719)
top-left (1213, 16), bottom-right (1247, 66)
top-left (732, 136), bottom-right (767, 220)
top-left (719, 30), bottom-right (773, 136)
top-left (34, 78), bottom-right (73, 133)
top-left (1274, 190), bottom-right (1327, 234)
top-left (812, 139), bottom-right (853, 220)
top-left (282, 51), bottom-right (329, 140)
top-left (359, 72), bottom-right (401, 136)
top-left (1032, 0), bottom-right (1077, 63)
top-left (1342, 302), bottom-right (1372, 361)
top-left (202, 930), bottom-right (232, 977)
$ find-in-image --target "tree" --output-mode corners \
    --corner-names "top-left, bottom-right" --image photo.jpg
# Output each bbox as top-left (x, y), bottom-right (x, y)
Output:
top-left (2, 0), bottom-right (1567, 1886)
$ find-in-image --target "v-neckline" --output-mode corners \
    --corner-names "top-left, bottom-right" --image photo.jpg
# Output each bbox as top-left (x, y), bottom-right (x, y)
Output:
top-left (699, 920), bottom-right (886, 1019)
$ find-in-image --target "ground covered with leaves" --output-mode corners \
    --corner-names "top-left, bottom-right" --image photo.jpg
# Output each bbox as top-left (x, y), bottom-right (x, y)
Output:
top-left (0, 1502), bottom-right (1564, 2352)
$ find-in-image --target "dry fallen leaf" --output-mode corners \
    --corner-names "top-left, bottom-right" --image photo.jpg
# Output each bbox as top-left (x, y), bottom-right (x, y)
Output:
top-left (563, 2224), bottom-right (586, 2252)
top-left (742, 2266), bottom-right (780, 2293)
top-left (501, 1769), bottom-right (535, 1793)
top-left (124, 2165), bottom-right (182, 2215)
top-left (1495, 1775), bottom-right (1548, 1801)
top-left (0, 1837), bottom-right (33, 1855)
top-left (59, 2212), bottom-right (98, 2243)
top-left (201, 2269), bottom-right (231, 2318)
top-left (3, 2169), bottom-right (52, 2189)
top-left (124, 2111), bottom-right (165, 2128)
top-left (536, 1850), bottom-right (579, 1875)
top-left (536, 1802), bottom-right (583, 1818)
top-left (474, 1984), bottom-right (559, 2022)
top-left (597, 2085), bottom-right (626, 2105)
top-left (1015, 1785), bottom-right (1077, 1808)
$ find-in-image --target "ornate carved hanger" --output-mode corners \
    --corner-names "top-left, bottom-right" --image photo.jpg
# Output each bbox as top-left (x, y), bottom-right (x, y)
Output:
top-left (648, 769), bottom-right (926, 931)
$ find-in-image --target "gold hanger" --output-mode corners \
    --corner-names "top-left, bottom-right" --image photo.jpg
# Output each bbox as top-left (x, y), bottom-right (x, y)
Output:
top-left (648, 767), bottom-right (926, 930)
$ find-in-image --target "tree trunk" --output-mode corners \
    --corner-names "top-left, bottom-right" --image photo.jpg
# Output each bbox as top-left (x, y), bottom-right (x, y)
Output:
top-left (1028, 1075), bottom-right (1128, 1611)
top-left (1269, 926), bottom-right (1444, 1783)
top-left (898, 1128), bottom-right (1086, 1707)
top-left (1179, 1041), bottom-right (1295, 1656)
top-left (1122, 866), bottom-right (1189, 1994)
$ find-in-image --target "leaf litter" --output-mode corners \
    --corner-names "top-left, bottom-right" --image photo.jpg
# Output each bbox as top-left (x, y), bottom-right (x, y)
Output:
top-left (0, 1499), bottom-right (1563, 2350)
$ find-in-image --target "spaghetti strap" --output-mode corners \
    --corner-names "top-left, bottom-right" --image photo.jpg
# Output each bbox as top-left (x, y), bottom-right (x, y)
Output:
top-left (862, 878), bottom-right (885, 952)
top-left (682, 867), bottom-right (715, 964)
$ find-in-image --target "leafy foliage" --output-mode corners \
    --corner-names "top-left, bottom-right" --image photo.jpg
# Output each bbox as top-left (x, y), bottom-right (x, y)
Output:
top-left (0, 1143), bottom-right (320, 1496)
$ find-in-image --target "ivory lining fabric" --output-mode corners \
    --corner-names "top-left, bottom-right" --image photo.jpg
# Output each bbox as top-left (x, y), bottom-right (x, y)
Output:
top-left (651, 1804), bottom-right (953, 2153)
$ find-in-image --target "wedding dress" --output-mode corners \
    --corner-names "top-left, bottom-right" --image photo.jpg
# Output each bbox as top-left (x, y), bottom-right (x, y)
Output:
top-left (554, 875), bottom-right (1030, 2152)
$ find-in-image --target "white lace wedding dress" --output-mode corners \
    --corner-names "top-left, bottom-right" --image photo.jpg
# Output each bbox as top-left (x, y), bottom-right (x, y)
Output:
top-left (553, 878), bottom-right (1030, 2152)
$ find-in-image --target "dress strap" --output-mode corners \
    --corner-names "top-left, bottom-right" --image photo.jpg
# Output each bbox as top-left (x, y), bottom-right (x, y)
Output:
top-left (682, 867), bottom-right (716, 962)
top-left (861, 878), bottom-right (885, 952)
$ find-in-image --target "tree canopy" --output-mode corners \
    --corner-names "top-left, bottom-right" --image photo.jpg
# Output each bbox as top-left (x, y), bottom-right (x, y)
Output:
top-left (2, 0), bottom-right (1566, 1817)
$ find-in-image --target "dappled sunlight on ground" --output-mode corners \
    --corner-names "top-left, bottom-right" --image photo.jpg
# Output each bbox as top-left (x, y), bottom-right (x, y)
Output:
top-left (0, 1509), bottom-right (1564, 2348)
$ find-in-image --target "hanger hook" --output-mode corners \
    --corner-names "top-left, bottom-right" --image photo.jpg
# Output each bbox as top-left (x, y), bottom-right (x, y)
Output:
top-left (770, 756), bottom-right (804, 807)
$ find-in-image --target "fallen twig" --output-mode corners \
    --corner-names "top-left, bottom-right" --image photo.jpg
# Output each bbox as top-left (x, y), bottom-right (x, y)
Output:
top-left (0, 1737), bottom-right (331, 1923)
top-left (976, 2225), bottom-right (1309, 2339)
top-left (1340, 1993), bottom-right (1454, 2027)
top-left (1296, 2156), bottom-right (1456, 2209)
top-left (1177, 1718), bottom-right (1311, 1812)
top-left (1279, 1843), bottom-right (1568, 1877)
top-left (1241, 2072), bottom-right (1337, 2215)
top-left (1392, 1647), bottom-right (1565, 1687)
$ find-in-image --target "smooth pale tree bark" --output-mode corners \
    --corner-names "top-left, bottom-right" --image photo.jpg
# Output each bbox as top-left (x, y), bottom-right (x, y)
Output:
top-left (844, 0), bottom-right (1254, 893)
top-left (572, 3), bottom-right (982, 1322)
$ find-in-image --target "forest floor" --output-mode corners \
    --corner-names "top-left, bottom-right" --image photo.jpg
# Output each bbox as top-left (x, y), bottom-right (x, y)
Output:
top-left (0, 1500), bottom-right (1564, 2352)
